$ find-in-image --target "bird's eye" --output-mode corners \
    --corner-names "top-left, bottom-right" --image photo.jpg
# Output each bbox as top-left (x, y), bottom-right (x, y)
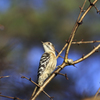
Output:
top-left (48, 42), bottom-right (51, 45)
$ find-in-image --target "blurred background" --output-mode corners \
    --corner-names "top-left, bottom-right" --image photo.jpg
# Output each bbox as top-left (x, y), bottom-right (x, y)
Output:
top-left (0, 0), bottom-right (100, 100)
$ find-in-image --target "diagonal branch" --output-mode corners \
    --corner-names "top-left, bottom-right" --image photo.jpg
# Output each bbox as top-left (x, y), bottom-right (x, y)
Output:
top-left (94, 88), bottom-right (100, 99)
top-left (73, 44), bottom-right (100, 64)
top-left (54, 72), bottom-right (68, 80)
top-left (77, 0), bottom-right (87, 21)
top-left (31, 0), bottom-right (99, 99)
top-left (56, 40), bottom-right (100, 59)
top-left (56, 50), bottom-right (64, 59)
top-left (21, 76), bottom-right (40, 88)
top-left (21, 75), bottom-right (53, 99)
top-left (31, 63), bottom-right (66, 100)
top-left (0, 94), bottom-right (23, 100)
top-left (79, 0), bottom-right (98, 23)
top-left (64, 0), bottom-right (98, 60)
top-left (64, 0), bottom-right (87, 60)
top-left (56, 43), bottom-right (68, 59)
top-left (0, 76), bottom-right (10, 79)
top-left (32, 43), bottom-right (100, 100)
top-left (94, 5), bottom-right (100, 14)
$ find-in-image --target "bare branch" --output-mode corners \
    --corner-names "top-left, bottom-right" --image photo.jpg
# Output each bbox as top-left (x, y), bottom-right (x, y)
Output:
top-left (72, 40), bottom-right (100, 45)
top-left (21, 75), bottom-right (40, 88)
top-left (73, 44), bottom-right (100, 64)
top-left (94, 88), bottom-right (100, 99)
top-left (79, 0), bottom-right (98, 24)
top-left (31, 63), bottom-right (66, 100)
top-left (56, 50), bottom-right (64, 59)
top-left (64, 0), bottom-right (87, 60)
top-left (0, 94), bottom-right (23, 100)
top-left (64, 0), bottom-right (98, 60)
top-left (0, 76), bottom-right (10, 79)
top-left (78, 0), bottom-right (87, 21)
top-left (56, 43), bottom-right (68, 59)
top-left (89, 0), bottom-right (100, 14)
top-left (31, 0), bottom-right (99, 99)
top-left (56, 40), bottom-right (100, 59)
top-left (54, 72), bottom-right (68, 80)
top-left (42, 91), bottom-right (54, 100)
top-left (21, 75), bottom-right (53, 100)
top-left (31, 42), bottom-right (100, 100)
top-left (94, 5), bottom-right (100, 14)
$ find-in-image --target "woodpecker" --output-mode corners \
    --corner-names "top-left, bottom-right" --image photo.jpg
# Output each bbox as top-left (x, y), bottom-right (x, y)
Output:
top-left (31, 41), bottom-right (57, 98)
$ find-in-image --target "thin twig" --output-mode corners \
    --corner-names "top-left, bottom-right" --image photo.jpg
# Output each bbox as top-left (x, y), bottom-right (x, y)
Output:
top-left (31, 63), bottom-right (66, 100)
top-left (68, 0), bottom-right (87, 42)
top-left (31, 0), bottom-right (99, 99)
top-left (72, 40), bottom-right (100, 44)
top-left (78, 0), bottom-right (98, 24)
top-left (0, 76), bottom-right (10, 79)
top-left (43, 91), bottom-right (54, 100)
top-left (56, 50), bottom-right (64, 59)
top-left (56, 40), bottom-right (100, 59)
top-left (33, 44), bottom-right (100, 99)
top-left (21, 76), bottom-right (40, 88)
top-left (54, 72), bottom-right (68, 80)
top-left (21, 75), bottom-right (53, 100)
top-left (77, 0), bottom-right (87, 21)
top-left (64, 0), bottom-right (98, 60)
top-left (56, 43), bottom-right (68, 59)
top-left (64, 0), bottom-right (86, 60)
top-left (73, 44), bottom-right (100, 64)
top-left (94, 88), bottom-right (100, 99)
top-left (0, 94), bottom-right (23, 100)
top-left (94, 5), bottom-right (100, 14)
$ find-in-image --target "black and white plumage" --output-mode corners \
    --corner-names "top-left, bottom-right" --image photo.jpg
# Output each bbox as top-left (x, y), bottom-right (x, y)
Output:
top-left (38, 53), bottom-right (50, 79)
top-left (31, 42), bottom-right (56, 98)
top-left (37, 42), bottom-right (57, 86)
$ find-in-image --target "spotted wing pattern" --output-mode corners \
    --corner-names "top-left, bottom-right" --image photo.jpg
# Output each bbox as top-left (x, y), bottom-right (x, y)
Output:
top-left (38, 53), bottom-right (50, 78)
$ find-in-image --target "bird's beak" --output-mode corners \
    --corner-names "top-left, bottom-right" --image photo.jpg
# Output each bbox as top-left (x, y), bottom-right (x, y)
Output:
top-left (41, 41), bottom-right (44, 44)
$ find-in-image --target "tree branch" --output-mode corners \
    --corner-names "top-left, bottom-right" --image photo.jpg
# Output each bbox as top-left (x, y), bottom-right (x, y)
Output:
top-left (31, 43), bottom-right (100, 100)
top-left (72, 40), bottom-right (100, 44)
top-left (79, 0), bottom-right (98, 24)
top-left (21, 75), bottom-right (53, 100)
top-left (31, 63), bottom-right (66, 100)
top-left (56, 50), bottom-right (64, 59)
top-left (64, 0), bottom-right (88, 60)
top-left (73, 44), bottom-right (100, 64)
top-left (21, 76), bottom-right (40, 88)
top-left (64, 0), bottom-right (98, 60)
top-left (77, 0), bottom-right (87, 21)
top-left (31, 0), bottom-right (99, 99)
top-left (56, 43), bottom-right (68, 59)
top-left (0, 76), bottom-right (10, 79)
top-left (56, 40), bottom-right (100, 59)
top-left (0, 94), bottom-right (23, 100)
top-left (94, 88), bottom-right (100, 99)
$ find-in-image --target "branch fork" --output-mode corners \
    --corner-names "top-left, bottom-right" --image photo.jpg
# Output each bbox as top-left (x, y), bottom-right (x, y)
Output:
top-left (30, 0), bottom-right (99, 99)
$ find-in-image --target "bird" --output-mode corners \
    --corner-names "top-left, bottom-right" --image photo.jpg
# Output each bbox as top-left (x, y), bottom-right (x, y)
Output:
top-left (31, 41), bottom-right (57, 99)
